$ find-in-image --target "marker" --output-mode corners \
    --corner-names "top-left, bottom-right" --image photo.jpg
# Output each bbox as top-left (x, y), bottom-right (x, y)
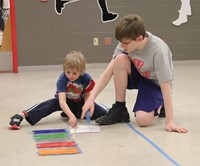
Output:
top-left (86, 111), bottom-right (91, 124)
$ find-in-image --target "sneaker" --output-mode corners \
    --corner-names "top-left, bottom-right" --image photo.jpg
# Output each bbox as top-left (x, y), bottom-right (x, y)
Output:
top-left (95, 104), bottom-right (130, 125)
top-left (9, 114), bottom-right (23, 130)
top-left (159, 105), bottom-right (166, 118)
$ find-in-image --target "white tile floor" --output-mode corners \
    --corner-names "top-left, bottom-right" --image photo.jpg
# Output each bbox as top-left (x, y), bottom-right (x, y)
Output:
top-left (0, 61), bottom-right (200, 166)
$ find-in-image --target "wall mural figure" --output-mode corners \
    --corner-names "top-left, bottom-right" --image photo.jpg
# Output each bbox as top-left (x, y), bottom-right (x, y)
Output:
top-left (0, 0), bottom-right (10, 48)
top-left (172, 0), bottom-right (192, 26)
top-left (97, 0), bottom-right (118, 23)
top-left (54, 0), bottom-right (193, 26)
top-left (54, 0), bottom-right (79, 15)
top-left (54, 0), bottom-right (118, 23)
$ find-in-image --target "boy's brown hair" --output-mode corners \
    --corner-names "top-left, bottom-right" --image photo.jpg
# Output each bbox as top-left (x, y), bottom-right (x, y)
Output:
top-left (115, 14), bottom-right (147, 42)
top-left (63, 51), bottom-right (86, 75)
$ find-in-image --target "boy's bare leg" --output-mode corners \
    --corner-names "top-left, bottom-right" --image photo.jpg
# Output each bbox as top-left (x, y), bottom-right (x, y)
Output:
top-left (113, 54), bottom-right (131, 102)
top-left (114, 54), bottom-right (155, 127)
top-left (95, 54), bottom-right (130, 125)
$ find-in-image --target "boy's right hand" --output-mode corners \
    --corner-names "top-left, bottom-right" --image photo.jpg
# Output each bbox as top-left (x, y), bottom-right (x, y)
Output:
top-left (81, 100), bottom-right (94, 119)
top-left (69, 115), bottom-right (77, 128)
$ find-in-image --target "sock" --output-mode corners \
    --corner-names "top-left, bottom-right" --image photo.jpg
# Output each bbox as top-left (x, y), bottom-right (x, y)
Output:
top-left (18, 111), bottom-right (27, 118)
top-left (115, 101), bottom-right (126, 108)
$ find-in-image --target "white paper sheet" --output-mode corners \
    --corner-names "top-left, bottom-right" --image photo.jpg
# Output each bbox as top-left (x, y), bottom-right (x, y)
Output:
top-left (70, 125), bottom-right (101, 134)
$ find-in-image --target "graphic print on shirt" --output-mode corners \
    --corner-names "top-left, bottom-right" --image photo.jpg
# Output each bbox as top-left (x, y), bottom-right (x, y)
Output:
top-left (66, 82), bottom-right (84, 101)
top-left (132, 59), bottom-right (150, 79)
top-left (133, 59), bottom-right (144, 70)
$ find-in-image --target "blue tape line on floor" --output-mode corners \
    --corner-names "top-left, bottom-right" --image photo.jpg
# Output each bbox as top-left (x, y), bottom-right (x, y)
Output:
top-left (101, 104), bottom-right (180, 166)
top-left (127, 123), bottom-right (180, 166)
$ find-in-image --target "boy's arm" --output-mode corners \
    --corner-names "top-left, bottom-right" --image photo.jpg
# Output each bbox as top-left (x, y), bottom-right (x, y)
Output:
top-left (87, 59), bottom-right (114, 102)
top-left (81, 60), bottom-right (114, 119)
top-left (84, 92), bottom-right (90, 102)
top-left (160, 81), bottom-right (188, 133)
top-left (58, 92), bottom-right (77, 128)
top-left (83, 93), bottom-right (94, 117)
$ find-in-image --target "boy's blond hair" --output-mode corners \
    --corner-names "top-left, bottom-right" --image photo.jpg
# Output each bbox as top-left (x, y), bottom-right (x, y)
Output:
top-left (63, 51), bottom-right (86, 75)
top-left (115, 14), bottom-right (147, 42)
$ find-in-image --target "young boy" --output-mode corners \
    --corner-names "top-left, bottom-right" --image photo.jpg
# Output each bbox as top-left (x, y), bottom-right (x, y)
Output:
top-left (81, 14), bottom-right (188, 133)
top-left (9, 51), bottom-right (107, 129)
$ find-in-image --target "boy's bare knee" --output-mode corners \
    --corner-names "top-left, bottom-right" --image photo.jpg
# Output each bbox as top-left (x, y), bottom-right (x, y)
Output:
top-left (114, 54), bottom-right (131, 73)
top-left (136, 117), bottom-right (151, 127)
top-left (115, 54), bottom-right (129, 63)
top-left (135, 111), bottom-right (154, 127)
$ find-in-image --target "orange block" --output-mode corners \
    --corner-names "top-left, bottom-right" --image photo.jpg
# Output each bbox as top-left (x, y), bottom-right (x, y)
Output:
top-left (38, 147), bottom-right (80, 156)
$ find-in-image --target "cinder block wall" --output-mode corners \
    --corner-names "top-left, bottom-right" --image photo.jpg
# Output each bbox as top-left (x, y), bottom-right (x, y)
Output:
top-left (15, 0), bottom-right (200, 66)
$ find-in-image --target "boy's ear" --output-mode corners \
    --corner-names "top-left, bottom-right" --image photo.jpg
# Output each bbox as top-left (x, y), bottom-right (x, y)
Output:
top-left (136, 35), bottom-right (144, 42)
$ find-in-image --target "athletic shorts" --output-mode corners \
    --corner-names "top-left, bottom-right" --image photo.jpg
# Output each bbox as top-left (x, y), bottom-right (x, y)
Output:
top-left (127, 62), bottom-right (163, 113)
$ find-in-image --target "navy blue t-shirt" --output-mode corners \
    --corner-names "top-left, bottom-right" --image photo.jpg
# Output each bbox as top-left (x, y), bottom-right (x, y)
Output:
top-left (55, 72), bottom-right (95, 102)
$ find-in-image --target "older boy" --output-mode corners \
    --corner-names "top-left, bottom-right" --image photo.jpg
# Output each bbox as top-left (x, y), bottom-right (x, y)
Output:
top-left (82, 14), bottom-right (188, 133)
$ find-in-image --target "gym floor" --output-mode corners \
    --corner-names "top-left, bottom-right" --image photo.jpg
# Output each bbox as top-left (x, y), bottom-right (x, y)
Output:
top-left (0, 61), bottom-right (199, 166)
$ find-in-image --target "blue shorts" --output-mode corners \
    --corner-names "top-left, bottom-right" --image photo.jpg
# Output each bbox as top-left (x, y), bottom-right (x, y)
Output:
top-left (127, 63), bottom-right (163, 113)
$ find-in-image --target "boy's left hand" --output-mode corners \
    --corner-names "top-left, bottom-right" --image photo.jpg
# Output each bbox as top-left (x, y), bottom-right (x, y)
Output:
top-left (166, 121), bottom-right (188, 133)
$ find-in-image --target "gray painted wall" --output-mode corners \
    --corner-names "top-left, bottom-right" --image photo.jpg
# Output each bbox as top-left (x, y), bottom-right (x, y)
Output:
top-left (15, 0), bottom-right (200, 66)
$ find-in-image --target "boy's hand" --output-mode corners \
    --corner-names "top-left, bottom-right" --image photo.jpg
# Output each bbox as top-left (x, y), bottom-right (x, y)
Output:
top-left (69, 115), bottom-right (77, 128)
top-left (166, 121), bottom-right (188, 133)
top-left (81, 101), bottom-right (94, 119)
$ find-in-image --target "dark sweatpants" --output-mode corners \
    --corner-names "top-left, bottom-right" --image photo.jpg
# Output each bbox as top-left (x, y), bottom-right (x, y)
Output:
top-left (24, 98), bottom-right (107, 125)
